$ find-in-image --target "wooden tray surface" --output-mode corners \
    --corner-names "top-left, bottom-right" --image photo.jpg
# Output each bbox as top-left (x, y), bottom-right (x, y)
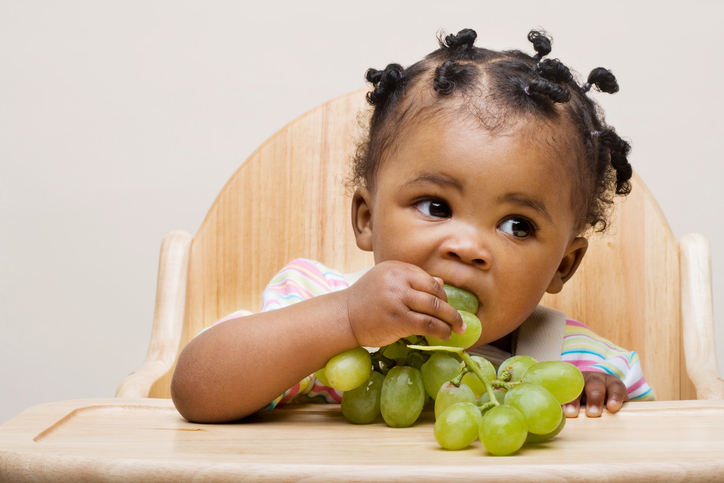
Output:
top-left (1, 398), bottom-right (723, 482)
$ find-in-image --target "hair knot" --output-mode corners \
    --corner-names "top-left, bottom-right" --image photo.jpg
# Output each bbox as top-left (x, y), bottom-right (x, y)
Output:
top-left (525, 79), bottom-right (570, 103)
top-left (586, 67), bottom-right (619, 94)
top-left (599, 129), bottom-right (632, 194)
top-left (365, 64), bottom-right (405, 106)
top-left (433, 60), bottom-right (477, 95)
top-left (439, 28), bottom-right (477, 51)
top-left (535, 59), bottom-right (573, 84)
top-left (528, 30), bottom-right (552, 60)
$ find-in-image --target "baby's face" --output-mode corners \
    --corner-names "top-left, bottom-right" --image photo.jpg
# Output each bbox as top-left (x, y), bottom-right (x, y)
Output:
top-left (354, 116), bottom-right (586, 348)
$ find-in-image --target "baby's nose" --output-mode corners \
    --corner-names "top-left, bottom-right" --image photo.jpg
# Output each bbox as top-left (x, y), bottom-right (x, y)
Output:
top-left (441, 229), bottom-right (491, 268)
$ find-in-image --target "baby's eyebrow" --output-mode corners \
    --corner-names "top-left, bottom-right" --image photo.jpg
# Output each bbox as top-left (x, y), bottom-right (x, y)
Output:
top-left (404, 173), bottom-right (463, 192)
top-left (498, 193), bottom-right (553, 223)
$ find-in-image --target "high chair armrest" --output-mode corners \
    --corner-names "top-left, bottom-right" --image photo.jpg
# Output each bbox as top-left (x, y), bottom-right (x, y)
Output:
top-left (680, 233), bottom-right (724, 400)
top-left (116, 230), bottom-right (192, 398)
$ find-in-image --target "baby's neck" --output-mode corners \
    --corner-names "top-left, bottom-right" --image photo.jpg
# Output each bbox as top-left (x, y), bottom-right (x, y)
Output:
top-left (489, 333), bottom-right (513, 353)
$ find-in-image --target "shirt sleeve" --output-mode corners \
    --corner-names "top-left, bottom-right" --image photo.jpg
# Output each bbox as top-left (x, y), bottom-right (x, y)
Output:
top-left (561, 319), bottom-right (656, 401)
top-left (200, 258), bottom-right (349, 411)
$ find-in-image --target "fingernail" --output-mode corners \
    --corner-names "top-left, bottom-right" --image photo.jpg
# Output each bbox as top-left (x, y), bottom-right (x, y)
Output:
top-left (460, 322), bottom-right (467, 333)
top-left (564, 405), bottom-right (577, 417)
top-left (588, 406), bottom-right (601, 417)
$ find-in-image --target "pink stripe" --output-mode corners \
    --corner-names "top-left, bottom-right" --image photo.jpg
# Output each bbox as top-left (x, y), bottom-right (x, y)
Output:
top-left (570, 353), bottom-right (634, 369)
top-left (328, 278), bottom-right (349, 290)
top-left (279, 382), bottom-right (301, 404)
top-left (627, 378), bottom-right (647, 393)
top-left (214, 313), bottom-right (245, 325)
top-left (568, 361), bottom-right (607, 373)
top-left (310, 384), bottom-right (343, 402)
top-left (611, 354), bottom-right (634, 368)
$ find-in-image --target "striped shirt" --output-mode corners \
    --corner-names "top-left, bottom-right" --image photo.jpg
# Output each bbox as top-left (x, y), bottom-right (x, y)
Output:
top-left (207, 258), bottom-right (655, 410)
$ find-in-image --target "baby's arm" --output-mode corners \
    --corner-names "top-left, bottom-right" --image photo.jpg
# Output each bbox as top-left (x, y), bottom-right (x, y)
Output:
top-left (171, 260), bottom-right (464, 423)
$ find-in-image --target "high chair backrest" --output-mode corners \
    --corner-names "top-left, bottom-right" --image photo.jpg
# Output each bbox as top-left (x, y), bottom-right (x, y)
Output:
top-left (144, 89), bottom-right (696, 401)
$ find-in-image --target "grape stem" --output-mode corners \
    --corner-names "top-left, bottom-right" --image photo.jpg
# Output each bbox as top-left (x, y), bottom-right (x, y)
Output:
top-left (406, 345), bottom-right (501, 406)
top-left (492, 380), bottom-right (520, 390)
top-left (407, 345), bottom-right (463, 355)
top-left (460, 352), bottom-right (500, 407)
top-left (407, 345), bottom-right (500, 406)
top-left (478, 401), bottom-right (497, 414)
top-left (450, 367), bottom-right (467, 387)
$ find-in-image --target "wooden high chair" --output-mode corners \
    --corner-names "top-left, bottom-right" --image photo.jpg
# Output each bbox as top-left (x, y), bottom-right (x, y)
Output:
top-left (116, 90), bottom-right (724, 403)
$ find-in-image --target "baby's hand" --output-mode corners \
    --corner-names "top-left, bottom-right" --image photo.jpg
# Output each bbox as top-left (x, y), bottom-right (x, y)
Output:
top-left (563, 371), bottom-right (629, 418)
top-left (344, 261), bottom-right (465, 348)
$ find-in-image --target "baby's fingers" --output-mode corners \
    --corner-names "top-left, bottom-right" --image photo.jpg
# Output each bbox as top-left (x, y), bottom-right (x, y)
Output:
top-left (406, 290), bottom-right (465, 339)
top-left (604, 376), bottom-right (629, 414)
top-left (581, 372), bottom-right (607, 417)
top-left (580, 371), bottom-right (629, 417)
top-left (406, 274), bottom-right (466, 334)
top-left (563, 398), bottom-right (581, 418)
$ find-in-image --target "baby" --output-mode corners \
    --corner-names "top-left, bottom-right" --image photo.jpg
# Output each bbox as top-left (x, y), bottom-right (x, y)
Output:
top-left (171, 28), bottom-right (654, 423)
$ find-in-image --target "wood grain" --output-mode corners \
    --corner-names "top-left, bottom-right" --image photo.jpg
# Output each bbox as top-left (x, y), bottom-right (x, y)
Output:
top-left (1, 399), bottom-right (724, 482)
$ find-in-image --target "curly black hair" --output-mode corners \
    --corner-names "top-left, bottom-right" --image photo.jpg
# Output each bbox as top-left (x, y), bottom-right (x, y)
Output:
top-left (351, 28), bottom-right (632, 234)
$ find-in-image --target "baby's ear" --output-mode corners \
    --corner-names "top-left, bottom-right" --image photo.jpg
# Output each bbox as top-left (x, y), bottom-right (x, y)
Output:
top-left (546, 237), bottom-right (588, 294)
top-left (351, 187), bottom-right (374, 251)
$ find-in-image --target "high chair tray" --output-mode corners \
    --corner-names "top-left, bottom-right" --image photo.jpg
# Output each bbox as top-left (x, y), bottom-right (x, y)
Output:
top-left (0, 398), bottom-right (723, 482)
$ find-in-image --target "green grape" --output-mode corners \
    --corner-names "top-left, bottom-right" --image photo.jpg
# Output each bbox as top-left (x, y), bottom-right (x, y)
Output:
top-left (479, 405), bottom-right (528, 456)
top-left (434, 381), bottom-right (476, 419)
top-left (505, 383), bottom-right (562, 435)
top-left (341, 371), bottom-right (385, 424)
top-left (459, 356), bottom-right (496, 398)
top-left (525, 406), bottom-right (566, 443)
top-left (497, 355), bottom-right (537, 381)
top-left (421, 353), bottom-right (461, 400)
top-left (380, 366), bottom-right (426, 428)
top-left (434, 402), bottom-right (482, 450)
top-left (325, 347), bottom-right (372, 391)
top-left (314, 368), bottom-right (330, 387)
top-left (479, 388), bottom-right (507, 405)
top-left (406, 350), bottom-right (427, 370)
top-left (521, 361), bottom-right (585, 405)
top-left (425, 311), bottom-right (482, 349)
top-left (382, 340), bottom-right (409, 365)
top-left (443, 284), bottom-right (479, 314)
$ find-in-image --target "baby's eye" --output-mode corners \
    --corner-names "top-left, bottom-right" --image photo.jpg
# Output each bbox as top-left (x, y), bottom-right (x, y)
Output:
top-left (499, 218), bottom-right (536, 238)
top-left (416, 199), bottom-right (452, 218)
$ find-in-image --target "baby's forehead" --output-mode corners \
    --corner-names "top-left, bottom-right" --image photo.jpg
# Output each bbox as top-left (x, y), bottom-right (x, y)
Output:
top-left (391, 91), bottom-right (580, 163)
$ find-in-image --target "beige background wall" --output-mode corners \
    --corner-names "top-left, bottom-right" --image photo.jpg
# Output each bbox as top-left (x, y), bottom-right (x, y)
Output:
top-left (1, 1), bottom-right (722, 423)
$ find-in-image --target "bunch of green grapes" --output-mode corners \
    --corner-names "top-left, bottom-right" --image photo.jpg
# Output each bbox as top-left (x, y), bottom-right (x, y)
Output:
top-left (316, 285), bottom-right (585, 456)
top-left (433, 354), bottom-right (583, 455)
